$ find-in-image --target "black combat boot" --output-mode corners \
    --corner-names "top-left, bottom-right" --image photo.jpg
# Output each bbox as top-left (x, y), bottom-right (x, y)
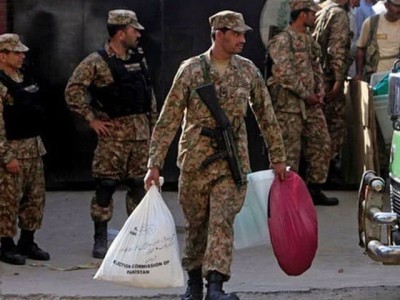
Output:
top-left (17, 230), bottom-right (50, 260)
top-left (92, 222), bottom-right (108, 259)
top-left (1, 237), bottom-right (26, 265)
top-left (205, 271), bottom-right (239, 300)
top-left (308, 183), bottom-right (339, 206)
top-left (182, 267), bottom-right (203, 300)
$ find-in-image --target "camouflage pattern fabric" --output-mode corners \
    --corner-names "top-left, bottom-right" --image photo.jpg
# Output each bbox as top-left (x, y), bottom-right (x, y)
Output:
top-left (65, 43), bottom-right (158, 137)
top-left (290, 0), bottom-right (319, 11)
top-left (0, 73), bottom-right (46, 237)
top-left (267, 26), bottom-right (325, 112)
top-left (179, 163), bottom-right (246, 278)
top-left (90, 139), bottom-right (148, 222)
top-left (0, 33), bottom-right (29, 52)
top-left (148, 49), bottom-right (286, 171)
top-left (312, 0), bottom-right (351, 159)
top-left (148, 49), bottom-right (286, 277)
top-left (90, 196), bottom-right (114, 223)
top-left (92, 139), bottom-right (149, 179)
top-left (0, 157), bottom-right (45, 237)
top-left (324, 80), bottom-right (347, 159)
top-left (209, 10), bottom-right (252, 32)
top-left (107, 9), bottom-right (144, 30)
top-left (267, 26), bottom-right (330, 183)
top-left (65, 42), bottom-right (156, 221)
top-left (313, 0), bottom-right (352, 82)
top-left (275, 111), bottom-right (331, 183)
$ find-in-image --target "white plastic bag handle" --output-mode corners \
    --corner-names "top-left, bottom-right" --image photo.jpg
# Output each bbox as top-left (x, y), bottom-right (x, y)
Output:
top-left (150, 176), bottom-right (164, 192)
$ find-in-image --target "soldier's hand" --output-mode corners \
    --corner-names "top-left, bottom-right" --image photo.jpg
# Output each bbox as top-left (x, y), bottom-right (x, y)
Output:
top-left (89, 119), bottom-right (113, 137)
top-left (316, 92), bottom-right (325, 103)
top-left (6, 159), bottom-right (20, 174)
top-left (144, 167), bottom-right (160, 190)
top-left (272, 162), bottom-right (287, 181)
top-left (326, 81), bottom-right (344, 102)
top-left (305, 94), bottom-right (323, 106)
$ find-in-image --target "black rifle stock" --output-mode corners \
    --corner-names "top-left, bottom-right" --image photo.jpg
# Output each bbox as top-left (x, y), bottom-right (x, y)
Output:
top-left (196, 83), bottom-right (245, 187)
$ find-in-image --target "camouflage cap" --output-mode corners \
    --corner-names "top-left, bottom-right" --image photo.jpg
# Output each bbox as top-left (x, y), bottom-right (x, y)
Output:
top-left (107, 9), bottom-right (144, 30)
top-left (0, 33), bottom-right (29, 52)
top-left (209, 10), bottom-right (253, 32)
top-left (387, 0), bottom-right (400, 6)
top-left (290, 0), bottom-right (319, 11)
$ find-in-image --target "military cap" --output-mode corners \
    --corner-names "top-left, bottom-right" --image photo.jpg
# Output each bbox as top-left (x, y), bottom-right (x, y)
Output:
top-left (0, 33), bottom-right (29, 52)
top-left (209, 10), bottom-right (253, 32)
top-left (107, 9), bottom-right (144, 30)
top-left (387, 0), bottom-right (400, 6)
top-left (290, 0), bottom-right (319, 11)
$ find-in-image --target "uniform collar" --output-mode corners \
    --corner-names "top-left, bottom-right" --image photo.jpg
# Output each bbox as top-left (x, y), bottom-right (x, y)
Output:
top-left (204, 48), bottom-right (240, 71)
top-left (104, 41), bottom-right (134, 60)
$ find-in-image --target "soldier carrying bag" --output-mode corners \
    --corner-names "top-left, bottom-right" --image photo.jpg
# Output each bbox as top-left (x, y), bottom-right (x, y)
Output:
top-left (94, 181), bottom-right (184, 288)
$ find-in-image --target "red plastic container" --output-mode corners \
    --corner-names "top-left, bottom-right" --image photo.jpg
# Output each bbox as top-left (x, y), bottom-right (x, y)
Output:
top-left (268, 171), bottom-right (318, 276)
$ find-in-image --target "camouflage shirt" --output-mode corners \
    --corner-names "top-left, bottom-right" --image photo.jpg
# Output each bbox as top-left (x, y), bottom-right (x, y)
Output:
top-left (0, 71), bottom-right (46, 164)
top-left (65, 42), bottom-right (158, 142)
top-left (147, 49), bottom-right (286, 174)
top-left (313, 0), bottom-right (352, 82)
top-left (267, 26), bottom-right (324, 113)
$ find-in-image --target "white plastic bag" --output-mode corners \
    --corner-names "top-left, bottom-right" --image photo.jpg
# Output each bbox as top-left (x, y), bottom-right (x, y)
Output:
top-left (94, 185), bottom-right (184, 288)
top-left (233, 170), bottom-right (274, 249)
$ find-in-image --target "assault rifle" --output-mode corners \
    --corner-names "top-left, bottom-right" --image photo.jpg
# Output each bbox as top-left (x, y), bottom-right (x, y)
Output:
top-left (196, 83), bottom-right (246, 188)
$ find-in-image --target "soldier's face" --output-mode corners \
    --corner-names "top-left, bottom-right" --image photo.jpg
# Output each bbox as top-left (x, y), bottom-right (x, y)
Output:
top-left (303, 10), bottom-right (317, 27)
top-left (218, 29), bottom-right (246, 55)
top-left (122, 26), bottom-right (141, 49)
top-left (0, 51), bottom-right (25, 70)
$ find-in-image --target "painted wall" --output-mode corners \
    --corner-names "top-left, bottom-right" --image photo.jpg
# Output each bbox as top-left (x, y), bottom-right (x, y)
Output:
top-left (0, 0), bottom-right (7, 33)
top-left (11, 0), bottom-right (277, 188)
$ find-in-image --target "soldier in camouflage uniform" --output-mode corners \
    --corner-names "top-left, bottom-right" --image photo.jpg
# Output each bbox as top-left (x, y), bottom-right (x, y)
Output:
top-left (65, 10), bottom-right (158, 259)
top-left (0, 34), bottom-right (50, 265)
top-left (313, 0), bottom-right (353, 181)
top-left (144, 10), bottom-right (286, 300)
top-left (267, 0), bottom-right (338, 206)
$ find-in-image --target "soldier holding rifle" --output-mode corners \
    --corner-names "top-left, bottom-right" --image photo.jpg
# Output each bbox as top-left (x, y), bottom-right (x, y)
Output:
top-left (144, 10), bottom-right (286, 300)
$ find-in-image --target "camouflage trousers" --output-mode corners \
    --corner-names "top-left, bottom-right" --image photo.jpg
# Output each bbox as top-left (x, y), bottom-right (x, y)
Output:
top-left (0, 156), bottom-right (45, 237)
top-left (324, 81), bottom-right (347, 159)
top-left (91, 139), bottom-right (148, 223)
top-left (179, 161), bottom-right (246, 279)
top-left (275, 108), bottom-right (331, 183)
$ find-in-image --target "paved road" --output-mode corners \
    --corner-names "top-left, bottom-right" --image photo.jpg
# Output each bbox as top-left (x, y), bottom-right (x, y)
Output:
top-left (2, 286), bottom-right (400, 299)
top-left (1, 189), bottom-right (400, 299)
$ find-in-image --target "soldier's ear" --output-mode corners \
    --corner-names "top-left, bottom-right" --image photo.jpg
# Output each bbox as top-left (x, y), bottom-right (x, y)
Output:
top-left (0, 52), bottom-right (7, 62)
top-left (116, 27), bottom-right (128, 40)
